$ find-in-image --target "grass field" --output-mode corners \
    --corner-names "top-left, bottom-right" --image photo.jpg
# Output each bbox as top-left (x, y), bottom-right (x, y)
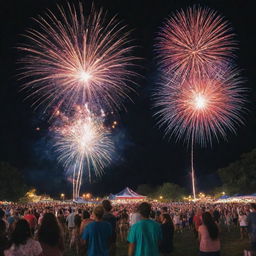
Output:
top-left (65, 226), bottom-right (250, 256)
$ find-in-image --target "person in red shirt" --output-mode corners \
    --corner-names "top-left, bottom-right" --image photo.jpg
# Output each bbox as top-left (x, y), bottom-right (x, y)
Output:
top-left (193, 209), bottom-right (202, 237)
top-left (24, 210), bottom-right (37, 234)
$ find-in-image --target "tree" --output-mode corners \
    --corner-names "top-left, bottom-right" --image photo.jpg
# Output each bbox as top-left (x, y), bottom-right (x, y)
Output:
top-left (136, 184), bottom-right (156, 196)
top-left (136, 182), bottom-right (186, 200)
top-left (0, 162), bottom-right (28, 201)
top-left (218, 148), bottom-right (256, 194)
top-left (154, 182), bottom-right (186, 201)
top-left (209, 186), bottom-right (229, 199)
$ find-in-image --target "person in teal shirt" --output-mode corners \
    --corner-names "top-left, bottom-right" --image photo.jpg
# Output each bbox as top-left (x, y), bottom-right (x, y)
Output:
top-left (128, 202), bottom-right (162, 256)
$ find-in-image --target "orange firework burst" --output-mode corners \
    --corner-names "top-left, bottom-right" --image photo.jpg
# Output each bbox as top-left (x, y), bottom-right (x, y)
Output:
top-left (18, 2), bottom-right (138, 113)
top-left (154, 65), bottom-right (246, 145)
top-left (157, 6), bottom-right (236, 80)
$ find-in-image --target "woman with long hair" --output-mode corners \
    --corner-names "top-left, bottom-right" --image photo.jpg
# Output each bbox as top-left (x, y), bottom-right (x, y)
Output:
top-left (118, 210), bottom-right (129, 242)
top-left (57, 210), bottom-right (67, 241)
top-left (198, 212), bottom-right (220, 256)
top-left (37, 213), bottom-right (64, 256)
top-left (4, 219), bottom-right (42, 256)
top-left (159, 213), bottom-right (174, 255)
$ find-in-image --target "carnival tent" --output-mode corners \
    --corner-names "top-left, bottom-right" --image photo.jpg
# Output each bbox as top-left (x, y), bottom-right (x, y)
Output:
top-left (112, 187), bottom-right (146, 200)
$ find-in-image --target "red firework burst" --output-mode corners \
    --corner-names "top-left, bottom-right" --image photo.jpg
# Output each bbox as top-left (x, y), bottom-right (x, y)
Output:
top-left (157, 6), bottom-right (236, 79)
top-left (154, 65), bottom-right (246, 145)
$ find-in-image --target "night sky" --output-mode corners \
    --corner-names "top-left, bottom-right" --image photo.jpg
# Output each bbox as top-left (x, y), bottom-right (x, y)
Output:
top-left (1, 0), bottom-right (256, 197)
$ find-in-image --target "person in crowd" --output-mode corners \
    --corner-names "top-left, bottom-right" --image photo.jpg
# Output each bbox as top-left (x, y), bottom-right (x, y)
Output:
top-left (129, 206), bottom-right (141, 226)
top-left (38, 211), bottom-right (45, 227)
top-left (118, 210), bottom-right (129, 242)
top-left (102, 200), bottom-right (117, 256)
top-left (24, 210), bottom-right (37, 235)
top-left (0, 210), bottom-right (5, 222)
top-left (198, 212), bottom-right (220, 256)
top-left (189, 211), bottom-right (194, 230)
top-left (155, 211), bottom-right (162, 223)
top-left (70, 211), bottom-right (81, 254)
top-left (161, 207), bottom-right (168, 214)
top-left (232, 211), bottom-right (239, 227)
top-left (173, 213), bottom-right (181, 232)
top-left (80, 210), bottom-right (93, 255)
top-left (37, 213), bottom-right (64, 256)
top-left (80, 210), bottom-right (93, 235)
top-left (159, 213), bottom-right (174, 256)
top-left (6, 210), bottom-right (16, 233)
top-left (57, 210), bottom-right (67, 240)
top-left (81, 205), bottom-right (112, 256)
top-left (150, 210), bottom-right (156, 220)
top-left (0, 210), bottom-right (8, 231)
top-left (213, 209), bottom-right (220, 224)
top-left (248, 203), bottom-right (256, 252)
top-left (4, 219), bottom-right (42, 256)
top-left (224, 212), bottom-right (232, 232)
top-left (66, 209), bottom-right (75, 239)
top-left (181, 213), bottom-right (187, 230)
top-left (238, 211), bottom-right (248, 239)
top-left (0, 220), bottom-right (8, 256)
top-left (57, 210), bottom-right (66, 230)
top-left (193, 209), bottom-right (203, 237)
top-left (128, 202), bottom-right (162, 256)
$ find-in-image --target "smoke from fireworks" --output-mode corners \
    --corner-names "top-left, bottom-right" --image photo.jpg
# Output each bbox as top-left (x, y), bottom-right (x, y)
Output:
top-left (18, 2), bottom-right (137, 113)
top-left (154, 65), bottom-right (246, 146)
top-left (53, 105), bottom-right (114, 199)
top-left (157, 6), bottom-right (236, 80)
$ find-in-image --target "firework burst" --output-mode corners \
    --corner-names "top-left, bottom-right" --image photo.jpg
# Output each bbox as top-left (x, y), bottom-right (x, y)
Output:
top-left (157, 6), bottom-right (236, 80)
top-left (18, 2), bottom-right (138, 113)
top-left (154, 65), bottom-right (246, 146)
top-left (54, 105), bottom-right (114, 199)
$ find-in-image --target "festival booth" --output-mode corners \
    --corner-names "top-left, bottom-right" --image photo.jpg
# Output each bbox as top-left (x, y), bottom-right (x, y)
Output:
top-left (110, 187), bottom-right (146, 203)
top-left (234, 194), bottom-right (256, 203)
top-left (215, 194), bottom-right (256, 203)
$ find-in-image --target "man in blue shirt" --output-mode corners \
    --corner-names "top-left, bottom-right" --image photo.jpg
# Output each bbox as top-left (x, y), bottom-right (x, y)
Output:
top-left (102, 200), bottom-right (117, 256)
top-left (128, 202), bottom-right (162, 256)
top-left (81, 205), bottom-right (112, 256)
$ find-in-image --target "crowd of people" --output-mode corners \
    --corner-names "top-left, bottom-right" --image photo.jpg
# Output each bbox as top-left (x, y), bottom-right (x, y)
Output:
top-left (0, 200), bottom-right (256, 256)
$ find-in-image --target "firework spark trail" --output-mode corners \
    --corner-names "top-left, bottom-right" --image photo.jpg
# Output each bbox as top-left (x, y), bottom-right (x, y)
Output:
top-left (18, 2), bottom-right (138, 114)
top-left (157, 6), bottom-right (236, 81)
top-left (154, 65), bottom-right (246, 146)
top-left (54, 106), bottom-right (114, 199)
